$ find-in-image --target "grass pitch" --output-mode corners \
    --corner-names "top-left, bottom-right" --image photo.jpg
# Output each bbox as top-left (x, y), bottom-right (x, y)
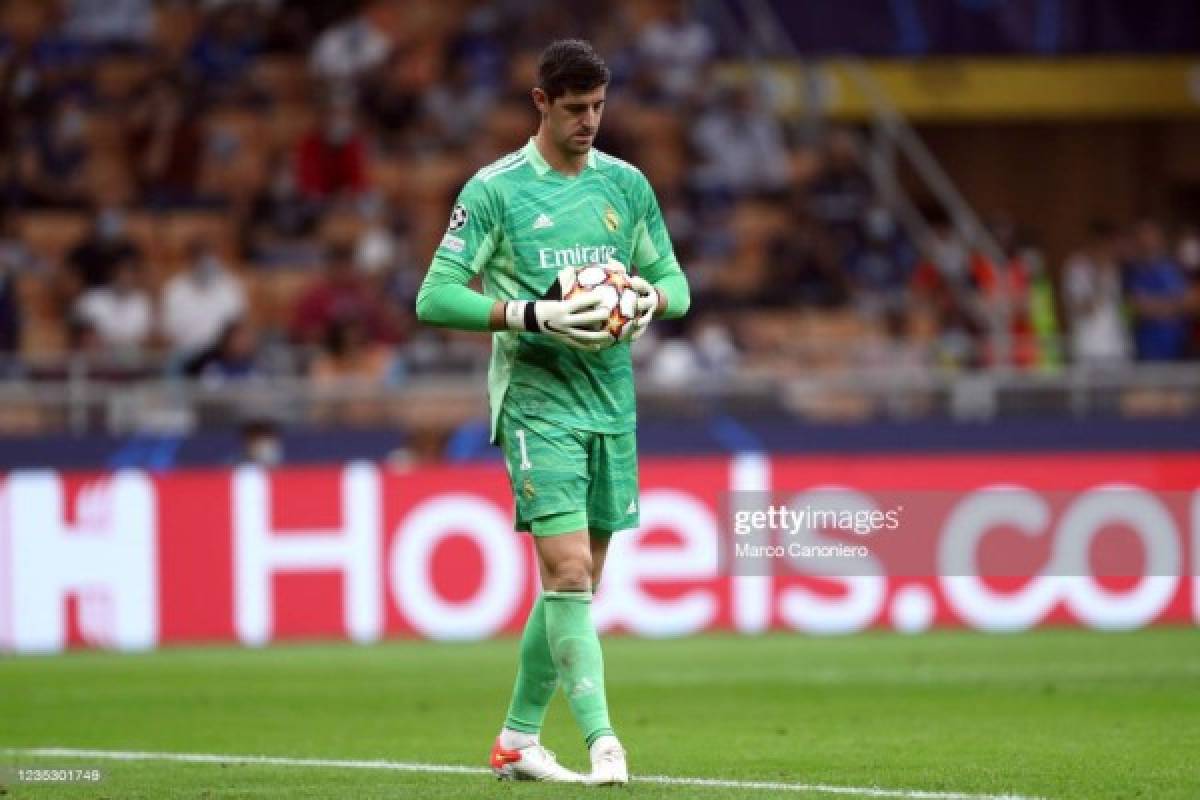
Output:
top-left (2, 628), bottom-right (1197, 799)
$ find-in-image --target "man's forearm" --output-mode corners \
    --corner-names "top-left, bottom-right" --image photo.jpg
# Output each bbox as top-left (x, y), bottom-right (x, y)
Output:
top-left (651, 271), bottom-right (690, 320)
top-left (415, 281), bottom-right (496, 332)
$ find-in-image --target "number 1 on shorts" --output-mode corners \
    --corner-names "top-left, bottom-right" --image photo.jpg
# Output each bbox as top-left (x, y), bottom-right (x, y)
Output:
top-left (516, 429), bottom-right (532, 470)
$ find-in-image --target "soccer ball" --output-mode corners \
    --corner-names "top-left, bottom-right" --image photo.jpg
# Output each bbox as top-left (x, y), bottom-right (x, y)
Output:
top-left (566, 263), bottom-right (639, 342)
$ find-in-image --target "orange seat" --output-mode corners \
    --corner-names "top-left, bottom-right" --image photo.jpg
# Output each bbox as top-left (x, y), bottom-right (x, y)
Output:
top-left (162, 212), bottom-right (237, 265)
top-left (95, 57), bottom-right (153, 102)
top-left (16, 274), bottom-right (67, 356)
top-left (253, 56), bottom-right (312, 104)
top-left (246, 269), bottom-right (315, 331)
top-left (16, 213), bottom-right (90, 265)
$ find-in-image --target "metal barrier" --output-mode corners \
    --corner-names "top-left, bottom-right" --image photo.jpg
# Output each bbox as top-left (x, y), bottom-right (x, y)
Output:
top-left (0, 360), bottom-right (1196, 435)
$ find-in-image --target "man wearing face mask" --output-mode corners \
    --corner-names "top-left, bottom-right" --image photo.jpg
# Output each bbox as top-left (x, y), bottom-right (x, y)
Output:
top-left (64, 204), bottom-right (144, 300)
top-left (294, 94), bottom-right (369, 203)
top-left (161, 237), bottom-right (247, 359)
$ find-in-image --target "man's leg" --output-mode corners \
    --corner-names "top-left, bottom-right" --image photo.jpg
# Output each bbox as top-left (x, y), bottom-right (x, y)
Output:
top-left (575, 428), bottom-right (640, 785)
top-left (491, 414), bottom-right (590, 782)
top-left (535, 528), bottom-right (615, 749)
top-left (499, 517), bottom-right (609, 739)
top-left (590, 533), bottom-right (611, 589)
top-left (500, 594), bottom-right (556, 738)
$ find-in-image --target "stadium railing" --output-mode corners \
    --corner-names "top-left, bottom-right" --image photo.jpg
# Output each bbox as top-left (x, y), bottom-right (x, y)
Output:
top-left (0, 356), bottom-right (1196, 436)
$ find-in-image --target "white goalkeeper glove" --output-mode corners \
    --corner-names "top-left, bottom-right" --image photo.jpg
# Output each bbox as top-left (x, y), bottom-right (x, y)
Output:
top-left (504, 268), bottom-right (611, 351)
top-left (626, 274), bottom-right (662, 341)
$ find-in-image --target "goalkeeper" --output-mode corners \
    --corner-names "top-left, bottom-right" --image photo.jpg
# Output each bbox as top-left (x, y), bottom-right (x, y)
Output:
top-left (415, 39), bottom-right (690, 785)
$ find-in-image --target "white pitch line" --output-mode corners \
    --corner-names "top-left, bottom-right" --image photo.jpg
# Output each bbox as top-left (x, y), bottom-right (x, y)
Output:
top-left (1, 747), bottom-right (1042, 800)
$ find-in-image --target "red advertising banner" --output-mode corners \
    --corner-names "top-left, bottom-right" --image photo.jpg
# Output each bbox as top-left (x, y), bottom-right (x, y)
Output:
top-left (1, 454), bottom-right (1196, 653)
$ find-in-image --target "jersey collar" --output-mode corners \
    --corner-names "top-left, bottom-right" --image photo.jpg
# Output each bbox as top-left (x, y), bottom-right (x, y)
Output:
top-left (524, 137), bottom-right (597, 177)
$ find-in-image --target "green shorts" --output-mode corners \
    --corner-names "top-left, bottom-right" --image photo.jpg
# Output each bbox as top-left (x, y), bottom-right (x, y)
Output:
top-left (498, 408), bottom-right (640, 537)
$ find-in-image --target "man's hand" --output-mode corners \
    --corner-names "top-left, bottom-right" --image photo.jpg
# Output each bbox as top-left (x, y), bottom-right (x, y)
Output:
top-left (504, 269), bottom-right (611, 351)
top-left (626, 275), bottom-right (661, 341)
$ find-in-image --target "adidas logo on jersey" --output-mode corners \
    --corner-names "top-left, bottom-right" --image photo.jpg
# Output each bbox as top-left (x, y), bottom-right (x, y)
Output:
top-left (533, 213), bottom-right (555, 230)
top-left (627, 498), bottom-right (637, 514)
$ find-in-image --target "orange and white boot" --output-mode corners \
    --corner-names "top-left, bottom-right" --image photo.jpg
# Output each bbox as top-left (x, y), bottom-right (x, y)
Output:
top-left (490, 736), bottom-right (584, 782)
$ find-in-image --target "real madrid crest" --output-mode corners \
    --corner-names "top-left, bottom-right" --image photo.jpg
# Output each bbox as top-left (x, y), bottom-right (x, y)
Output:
top-left (604, 207), bottom-right (620, 232)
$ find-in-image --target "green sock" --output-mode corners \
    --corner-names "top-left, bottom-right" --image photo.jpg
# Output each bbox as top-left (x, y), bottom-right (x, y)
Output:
top-left (543, 590), bottom-right (614, 747)
top-left (502, 595), bottom-right (558, 734)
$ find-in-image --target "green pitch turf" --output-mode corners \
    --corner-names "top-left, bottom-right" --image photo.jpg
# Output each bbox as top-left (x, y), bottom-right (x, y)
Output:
top-left (1, 628), bottom-right (1197, 799)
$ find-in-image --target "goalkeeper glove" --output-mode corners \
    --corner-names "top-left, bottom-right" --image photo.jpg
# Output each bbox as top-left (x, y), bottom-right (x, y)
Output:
top-left (504, 268), bottom-right (611, 351)
top-left (626, 274), bottom-right (662, 341)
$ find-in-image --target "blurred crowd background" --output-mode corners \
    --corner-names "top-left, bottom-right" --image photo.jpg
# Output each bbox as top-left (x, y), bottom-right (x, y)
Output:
top-left (1, 0), bottom-right (1199, 454)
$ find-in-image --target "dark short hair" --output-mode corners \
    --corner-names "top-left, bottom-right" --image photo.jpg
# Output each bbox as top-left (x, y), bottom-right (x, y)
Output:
top-left (537, 39), bottom-right (610, 101)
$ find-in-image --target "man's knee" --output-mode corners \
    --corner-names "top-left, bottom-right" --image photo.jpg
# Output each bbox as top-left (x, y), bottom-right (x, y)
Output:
top-left (543, 553), bottom-right (593, 592)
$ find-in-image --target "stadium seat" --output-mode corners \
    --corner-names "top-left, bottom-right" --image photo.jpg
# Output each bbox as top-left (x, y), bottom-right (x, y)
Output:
top-left (16, 274), bottom-right (67, 356)
top-left (253, 57), bottom-right (311, 105)
top-left (16, 213), bottom-right (90, 266)
top-left (246, 270), bottom-right (315, 331)
top-left (95, 57), bottom-right (153, 103)
top-left (162, 213), bottom-right (237, 267)
top-left (268, 104), bottom-right (317, 150)
top-left (203, 111), bottom-right (270, 198)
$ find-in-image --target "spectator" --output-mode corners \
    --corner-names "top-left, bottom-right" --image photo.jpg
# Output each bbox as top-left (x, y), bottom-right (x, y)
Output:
top-left (309, 317), bottom-right (393, 385)
top-left (308, 7), bottom-right (392, 83)
top-left (189, 317), bottom-right (261, 383)
top-left (187, 3), bottom-right (265, 106)
top-left (0, 211), bottom-right (37, 368)
top-left (1178, 224), bottom-right (1200, 276)
top-left (62, 0), bottom-right (155, 51)
top-left (0, 4), bottom-right (97, 112)
top-left (1125, 219), bottom-right (1192, 361)
top-left (11, 95), bottom-right (89, 209)
top-left (244, 153), bottom-right (322, 265)
top-left (449, 5), bottom-right (507, 92)
top-left (161, 238), bottom-right (247, 358)
top-left (126, 73), bottom-right (207, 207)
top-left (73, 254), bottom-right (153, 351)
top-left (355, 201), bottom-right (417, 342)
top-left (421, 59), bottom-right (496, 148)
top-left (290, 241), bottom-right (397, 345)
top-left (766, 197), bottom-right (848, 308)
top-left (972, 218), bottom-right (1054, 369)
top-left (690, 84), bottom-right (788, 198)
top-left (361, 57), bottom-right (422, 154)
top-left (64, 204), bottom-right (144, 293)
top-left (809, 128), bottom-right (875, 251)
top-left (636, 0), bottom-right (715, 105)
top-left (846, 205), bottom-right (916, 314)
top-left (1178, 224), bottom-right (1200, 354)
top-left (912, 217), bottom-right (976, 313)
top-left (1062, 219), bottom-right (1130, 366)
top-left (911, 217), bottom-right (987, 363)
top-left (0, 209), bottom-right (40, 274)
top-left (309, 317), bottom-right (396, 425)
top-left (239, 417), bottom-right (282, 466)
top-left (294, 93), bottom-right (370, 202)
top-left (0, 250), bottom-right (21, 359)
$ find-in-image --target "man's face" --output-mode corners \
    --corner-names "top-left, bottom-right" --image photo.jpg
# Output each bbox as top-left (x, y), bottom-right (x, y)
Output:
top-left (535, 84), bottom-right (607, 156)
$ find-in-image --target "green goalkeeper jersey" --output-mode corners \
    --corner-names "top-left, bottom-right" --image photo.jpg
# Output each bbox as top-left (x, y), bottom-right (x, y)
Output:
top-left (417, 138), bottom-right (690, 442)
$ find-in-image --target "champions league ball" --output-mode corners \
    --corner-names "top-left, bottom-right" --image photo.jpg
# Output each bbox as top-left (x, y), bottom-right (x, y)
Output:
top-left (566, 263), bottom-right (640, 342)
